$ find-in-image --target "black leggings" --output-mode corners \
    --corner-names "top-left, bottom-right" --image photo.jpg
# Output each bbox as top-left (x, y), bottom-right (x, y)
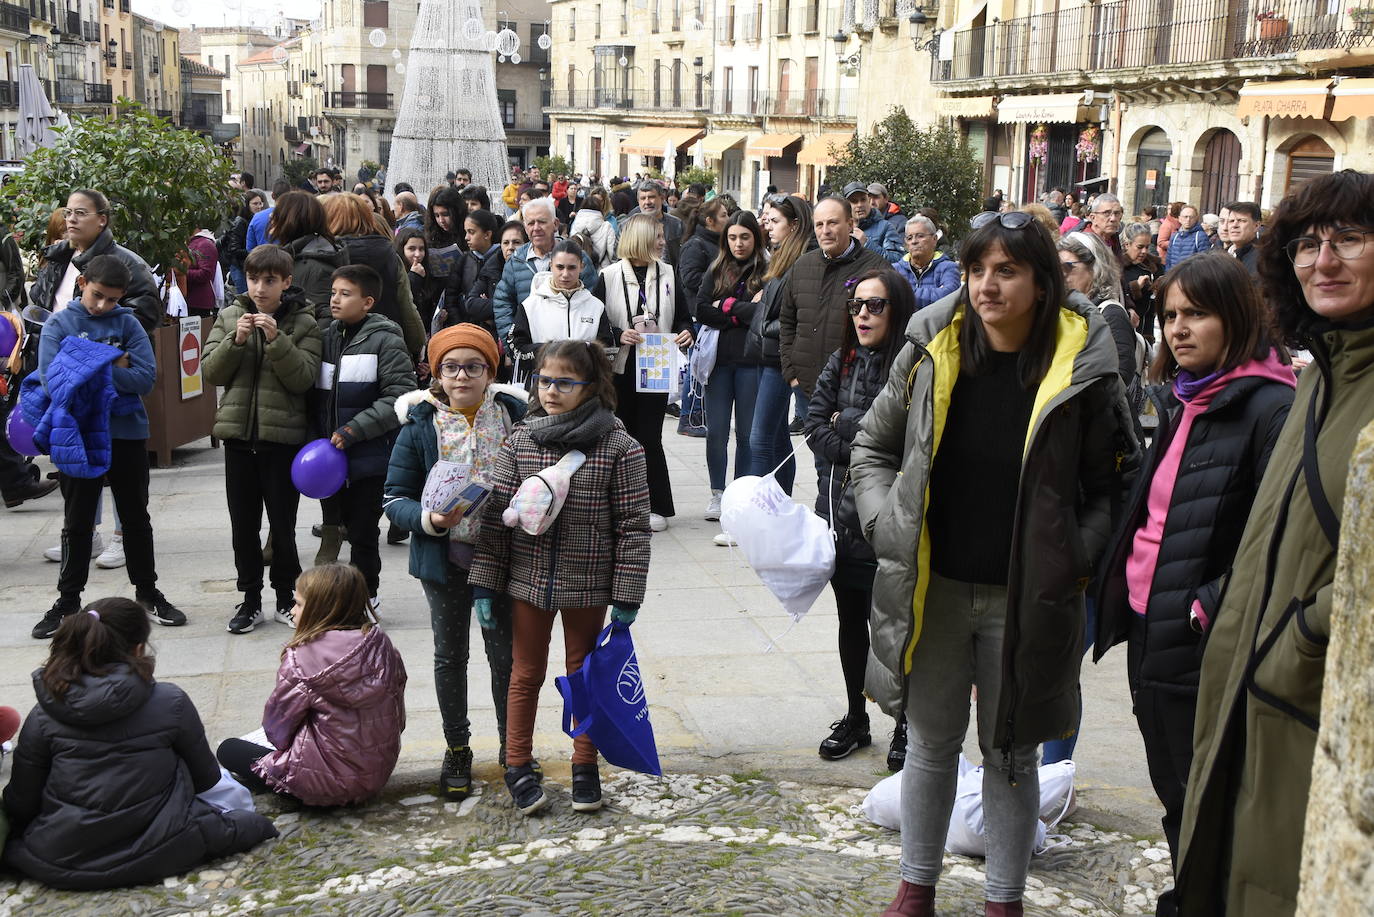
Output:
top-left (832, 581), bottom-right (873, 719)
top-left (216, 738), bottom-right (298, 802)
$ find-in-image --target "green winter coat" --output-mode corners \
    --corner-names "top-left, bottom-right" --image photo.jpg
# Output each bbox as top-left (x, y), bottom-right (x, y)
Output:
top-left (849, 291), bottom-right (1133, 749)
top-left (1177, 323), bottom-right (1374, 917)
top-left (202, 290), bottom-right (323, 445)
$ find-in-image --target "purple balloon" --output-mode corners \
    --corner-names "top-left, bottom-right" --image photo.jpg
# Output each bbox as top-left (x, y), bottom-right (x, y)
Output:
top-left (6, 402), bottom-right (39, 456)
top-left (0, 317), bottom-right (15, 357)
top-left (291, 438), bottom-right (347, 499)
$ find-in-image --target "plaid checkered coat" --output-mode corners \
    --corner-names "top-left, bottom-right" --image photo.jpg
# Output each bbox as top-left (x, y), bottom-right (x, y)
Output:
top-left (468, 418), bottom-right (651, 610)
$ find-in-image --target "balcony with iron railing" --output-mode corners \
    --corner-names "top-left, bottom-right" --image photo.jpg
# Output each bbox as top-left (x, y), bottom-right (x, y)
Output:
top-left (0, 2), bottom-right (28, 33)
top-left (283, 124), bottom-right (300, 142)
top-left (82, 20), bottom-right (99, 40)
top-left (0, 81), bottom-right (15, 108)
top-left (326, 90), bottom-right (393, 110)
top-left (546, 85), bottom-right (857, 120)
top-left (155, 108), bottom-right (173, 119)
top-left (85, 82), bottom-right (112, 103)
top-left (771, 0), bottom-right (824, 35)
top-left (932, 0), bottom-right (1374, 87)
top-left (122, 51), bottom-right (132, 69)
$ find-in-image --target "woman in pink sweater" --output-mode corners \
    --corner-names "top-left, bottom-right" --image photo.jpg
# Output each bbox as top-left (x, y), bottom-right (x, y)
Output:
top-left (1093, 253), bottom-right (1294, 915)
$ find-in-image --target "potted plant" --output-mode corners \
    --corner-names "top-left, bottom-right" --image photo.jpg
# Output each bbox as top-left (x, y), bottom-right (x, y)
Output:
top-left (1075, 126), bottom-right (1100, 164)
top-left (1029, 124), bottom-right (1049, 165)
top-left (1257, 10), bottom-right (1290, 40)
top-left (1350, 5), bottom-right (1374, 29)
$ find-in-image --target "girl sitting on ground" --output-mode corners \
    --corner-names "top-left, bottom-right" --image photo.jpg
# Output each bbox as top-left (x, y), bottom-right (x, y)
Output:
top-left (216, 564), bottom-right (407, 807)
top-left (468, 340), bottom-right (651, 816)
top-left (3, 598), bottom-right (276, 890)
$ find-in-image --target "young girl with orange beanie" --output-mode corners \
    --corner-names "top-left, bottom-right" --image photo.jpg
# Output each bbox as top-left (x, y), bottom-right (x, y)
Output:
top-left (383, 323), bottom-right (529, 798)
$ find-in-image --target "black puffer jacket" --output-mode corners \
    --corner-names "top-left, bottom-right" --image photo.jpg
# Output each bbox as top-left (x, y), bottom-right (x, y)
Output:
top-left (778, 240), bottom-right (888, 395)
top-left (804, 345), bottom-right (887, 565)
top-left (283, 232), bottom-right (349, 316)
top-left (2, 665), bottom-right (277, 890)
top-left (1095, 375), bottom-right (1294, 691)
top-left (676, 225), bottom-right (720, 315)
top-left (695, 260), bottom-right (762, 367)
top-left (30, 229), bottom-right (161, 332)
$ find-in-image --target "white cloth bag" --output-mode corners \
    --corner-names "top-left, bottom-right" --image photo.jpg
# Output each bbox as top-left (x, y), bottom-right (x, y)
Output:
top-left (719, 473), bottom-right (835, 621)
top-left (196, 766), bottom-right (256, 813)
top-left (861, 755), bottom-right (1076, 856)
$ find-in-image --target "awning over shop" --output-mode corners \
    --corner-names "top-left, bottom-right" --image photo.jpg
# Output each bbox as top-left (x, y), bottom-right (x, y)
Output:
top-left (796, 132), bottom-right (854, 166)
top-left (663, 127), bottom-right (705, 151)
top-left (746, 133), bottom-right (802, 158)
top-left (997, 92), bottom-right (1096, 124)
top-left (620, 127), bottom-right (672, 156)
top-left (1236, 79), bottom-right (1333, 119)
top-left (934, 95), bottom-right (996, 119)
top-left (1330, 78), bottom-right (1374, 121)
top-left (701, 131), bottom-right (748, 157)
top-left (295, 142), bottom-right (309, 154)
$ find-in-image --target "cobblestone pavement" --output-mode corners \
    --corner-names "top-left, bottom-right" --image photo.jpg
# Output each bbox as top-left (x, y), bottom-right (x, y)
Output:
top-left (0, 768), bottom-right (1169, 916)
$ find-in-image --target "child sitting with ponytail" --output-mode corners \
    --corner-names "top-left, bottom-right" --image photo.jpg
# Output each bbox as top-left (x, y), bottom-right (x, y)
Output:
top-left (2, 598), bottom-right (276, 890)
top-left (216, 563), bottom-right (407, 807)
top-left (468, 340), bottom-right (651, 816)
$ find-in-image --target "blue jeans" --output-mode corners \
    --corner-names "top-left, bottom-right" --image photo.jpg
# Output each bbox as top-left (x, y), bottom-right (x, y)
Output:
top-left (1041, 598), bottom-right (1096, 765)
top-left (748, 366), bottom-right (796, 494)
top-left (704, 363), bottom-right (761, 492)
top-left (228, 265), bottom-right (245, 297)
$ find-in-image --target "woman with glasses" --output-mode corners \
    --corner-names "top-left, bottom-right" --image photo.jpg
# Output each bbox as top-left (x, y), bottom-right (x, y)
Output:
top-left (1177, 170), bottom-right (1374, 917)
top-left (30, 189), bottom-right (162, 332)
top-left (697, 211), bottom-right (769, 526)
top-left (385, 324), bottom-right (527, 802)
top-left (804, 266), bottom-right (915, 770)
top-left (744, 194), bottom-right (815, 494)
top-left (1059, 231), bottom-right (1142, 390)
top-left (894, 214), bottom-right (960, 310)
top-left (852, 208), bottom-right (1133, 917)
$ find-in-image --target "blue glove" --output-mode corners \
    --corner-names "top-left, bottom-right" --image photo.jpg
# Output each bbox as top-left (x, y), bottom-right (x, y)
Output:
top-left (474, 598), bottom-right (495, 630)
top-left (610, 605), bottom-right (638, 625)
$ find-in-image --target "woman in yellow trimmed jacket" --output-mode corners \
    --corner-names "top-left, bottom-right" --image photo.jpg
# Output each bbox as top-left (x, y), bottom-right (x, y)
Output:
top-left (850, 211), bottom-right (1135, 917)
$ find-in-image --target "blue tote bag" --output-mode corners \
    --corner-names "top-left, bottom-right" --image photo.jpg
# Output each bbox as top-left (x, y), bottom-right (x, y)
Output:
top-left (555, 621), bottom-right (662, 776)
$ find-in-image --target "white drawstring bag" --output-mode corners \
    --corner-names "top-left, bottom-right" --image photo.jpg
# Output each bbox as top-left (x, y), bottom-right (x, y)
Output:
top-left (861, 755), bottom-right (1076, 856)
top-left (719, 472), bottom-right (834, 622)
top-left (689, 326), bottom-right (719, 382)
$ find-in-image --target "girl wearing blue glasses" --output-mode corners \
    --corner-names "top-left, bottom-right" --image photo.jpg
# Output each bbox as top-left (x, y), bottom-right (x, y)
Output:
top-left (469, 340), bottom-right (651, 817)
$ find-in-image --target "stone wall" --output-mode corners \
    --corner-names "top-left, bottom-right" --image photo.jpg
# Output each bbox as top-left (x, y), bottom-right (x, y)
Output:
top-left (1297, 421), bottom-right (1374, 913)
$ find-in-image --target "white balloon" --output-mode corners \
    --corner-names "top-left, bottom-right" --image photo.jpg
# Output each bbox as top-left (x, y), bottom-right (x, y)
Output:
top-left (618, 55), bottom-right (628, 67)
top-left (368, 28), bottom-right (387, 47)
top-left (497, 54), bottom-right (506, 63)
top-left (391, 48), bottom-right (401, 59)
top-left (495, 26), bottom-right (520, 57)
top-left (537, 33), bottom-right (552, 50)
top-left (510, 51), bottom-right (521, 64)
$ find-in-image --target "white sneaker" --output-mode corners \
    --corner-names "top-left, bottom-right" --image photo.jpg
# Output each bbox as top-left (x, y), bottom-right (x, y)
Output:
top-left (44, 532), bottom-right (105, 563)
top-left (713, 532), bottom-right (737, 547)
top-left (704, 492), bottom-right (723, 522)
top-left (649, 513), bottom-right (669, 532)
top-left (274, 604), bottom-right (297, 628)
top-left (95, 534), bottom-right (126, 569)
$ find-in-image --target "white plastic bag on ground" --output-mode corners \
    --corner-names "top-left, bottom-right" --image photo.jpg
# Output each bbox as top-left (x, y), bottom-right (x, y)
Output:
top-left (196, 766), bottom-right (256, 813)
top-left (719, 473), bottom-right (834, 621)
top-left (861, 755), bottom-right (1076, 857)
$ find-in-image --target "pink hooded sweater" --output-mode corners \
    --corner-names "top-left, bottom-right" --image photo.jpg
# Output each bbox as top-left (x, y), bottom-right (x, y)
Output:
top-left (1126, 350), bottom-right (1297, 616)
top-left (254, 625), bottom-right (408, 806)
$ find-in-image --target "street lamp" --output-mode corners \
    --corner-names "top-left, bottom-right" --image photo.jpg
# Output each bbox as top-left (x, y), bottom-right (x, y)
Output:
top-left (106, 38), bottom-right (117, 68)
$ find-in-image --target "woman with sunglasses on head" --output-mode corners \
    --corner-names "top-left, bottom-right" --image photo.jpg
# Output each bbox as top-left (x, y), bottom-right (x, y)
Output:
top-left (1176, 171), bottom-right (1374, 917)
top-left (744, 194), bottom-right (816, 494)
top-left (804, 266), bottom-right (915, 771)
top-left (852, 209), bottom-right (1135, 917)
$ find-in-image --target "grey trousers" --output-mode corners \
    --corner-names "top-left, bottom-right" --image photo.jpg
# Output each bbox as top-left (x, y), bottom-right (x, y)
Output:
top-left (899, 572), bottom-right (1041, 903)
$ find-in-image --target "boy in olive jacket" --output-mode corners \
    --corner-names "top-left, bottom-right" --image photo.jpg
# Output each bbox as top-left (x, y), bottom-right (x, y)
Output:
top-left (203, 244), bottom-right (323, 634)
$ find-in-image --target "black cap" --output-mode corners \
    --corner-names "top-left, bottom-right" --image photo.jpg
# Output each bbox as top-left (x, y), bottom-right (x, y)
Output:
top-left (842, 180), bottom-right (868, 199)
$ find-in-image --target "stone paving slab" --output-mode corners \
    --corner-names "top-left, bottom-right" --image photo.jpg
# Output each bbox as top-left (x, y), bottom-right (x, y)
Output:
top-left (0, 769), bottom-right (1169, 917)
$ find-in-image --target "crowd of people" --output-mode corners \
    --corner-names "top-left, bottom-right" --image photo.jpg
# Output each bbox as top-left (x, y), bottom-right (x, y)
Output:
top-left (0, 158), bottom-right (1370, 917)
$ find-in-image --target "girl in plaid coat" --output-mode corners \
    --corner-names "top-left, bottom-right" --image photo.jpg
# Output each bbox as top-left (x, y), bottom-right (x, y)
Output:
top-left (469, 340), bottom-right (651, 816)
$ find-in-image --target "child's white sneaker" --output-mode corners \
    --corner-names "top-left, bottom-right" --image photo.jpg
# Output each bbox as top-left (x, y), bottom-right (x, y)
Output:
top-left (95, 534), bottom-right (125, 569)
top-left (44, 532), bottom-right (104, 563)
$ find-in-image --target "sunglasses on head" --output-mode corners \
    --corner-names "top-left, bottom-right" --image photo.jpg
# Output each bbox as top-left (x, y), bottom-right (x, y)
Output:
top-left (847, 297), bottom-right (890, 316)
top-left (970, 210), bottom-right (1035, 231)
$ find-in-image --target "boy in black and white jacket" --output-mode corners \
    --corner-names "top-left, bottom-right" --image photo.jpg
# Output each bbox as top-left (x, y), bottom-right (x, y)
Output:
top-left (311, 264), bottom-right (416, 599)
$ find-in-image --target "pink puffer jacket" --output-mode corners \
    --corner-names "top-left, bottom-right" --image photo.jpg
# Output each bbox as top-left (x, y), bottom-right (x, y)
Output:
top-left (253, 626), bottom-right (407, 806)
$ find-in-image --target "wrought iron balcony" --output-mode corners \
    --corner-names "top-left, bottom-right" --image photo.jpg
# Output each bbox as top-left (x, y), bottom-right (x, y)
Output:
top-left (0, 2), bottom-right (29, 34)
top-left (326, 91), bottom-right (393, 109)
top-left (85, 82), bottom-right (113, 103)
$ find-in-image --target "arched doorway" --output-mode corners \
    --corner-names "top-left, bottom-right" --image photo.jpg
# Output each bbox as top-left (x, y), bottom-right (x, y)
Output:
top-left (1200, 129), bottom-right (1241, 212)
top-left (1133, 128), bottom-right (1171, 214)
top-left (1285, 135), bottom-right (1335, 193)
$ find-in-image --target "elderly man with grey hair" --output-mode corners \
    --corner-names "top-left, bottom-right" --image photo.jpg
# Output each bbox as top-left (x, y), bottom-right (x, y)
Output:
top-left (492, 196), bottom-right (599, 344)
top-left (893, 214), bottom-right (960, 309)
top-left (393, 191), bottom-right (424, 231)
top-left (626, 180), bottom-right (684, 264)
top-left (1084, 192), bottom-right (1125, 258)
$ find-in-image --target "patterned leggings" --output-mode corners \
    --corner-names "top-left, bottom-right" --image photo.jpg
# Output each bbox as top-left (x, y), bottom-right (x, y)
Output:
top-left (421, 571), bottom-right (514, 748)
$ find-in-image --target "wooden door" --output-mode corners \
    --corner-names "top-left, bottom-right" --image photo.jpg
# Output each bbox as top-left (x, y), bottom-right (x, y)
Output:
top-left (1200, 129), bottom-right (1241, 213)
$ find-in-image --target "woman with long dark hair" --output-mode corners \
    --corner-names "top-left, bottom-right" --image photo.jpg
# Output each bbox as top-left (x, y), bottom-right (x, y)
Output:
top-left (852, 210), bottom-right (1133, 917)
top-left (698, 211), bottom-right (768, 525)
top-left (745, 194), bottom-right (815, 493)
top-left (323, 193), bottom-right (426, 356)
top-left (1096, 253), bottom-right (1294, 916)
top-left (1177, 170), bottom-right (1374, 917)
top-left (268, 190), bottom-right (349, 317)
top-left (804, 265), bottom-right (915, 770)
